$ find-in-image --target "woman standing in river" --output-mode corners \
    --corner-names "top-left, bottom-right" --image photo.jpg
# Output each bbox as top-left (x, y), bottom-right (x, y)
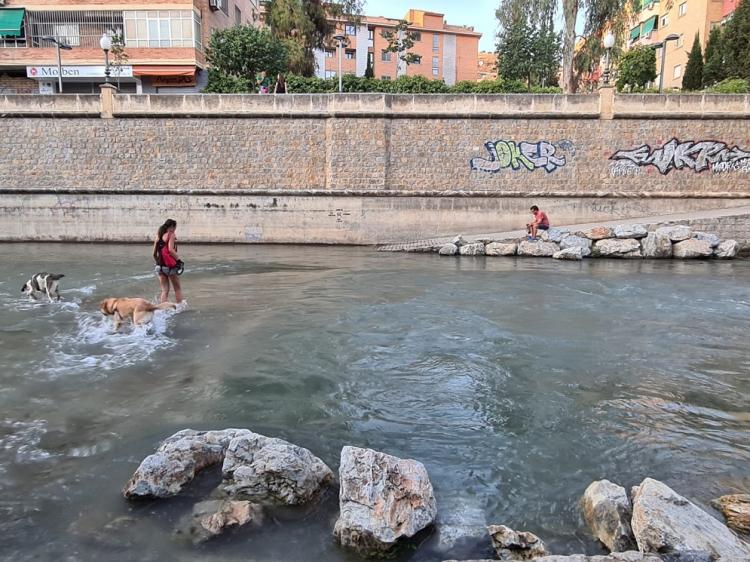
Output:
top-left (153, 219), bottom-right (183, 304)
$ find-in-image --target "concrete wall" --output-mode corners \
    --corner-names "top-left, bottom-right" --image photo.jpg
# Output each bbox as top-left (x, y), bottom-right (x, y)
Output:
top-left (1, 91), bottom-right (749, 244)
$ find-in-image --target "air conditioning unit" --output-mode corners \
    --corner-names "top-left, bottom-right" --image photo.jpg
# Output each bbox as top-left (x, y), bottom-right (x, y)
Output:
top-left (209, 0), bottom-right (220, 11)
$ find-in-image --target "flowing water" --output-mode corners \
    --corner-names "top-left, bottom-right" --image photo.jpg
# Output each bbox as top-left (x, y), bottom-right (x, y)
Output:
top-left (1, 243), bottom-right (749, 562)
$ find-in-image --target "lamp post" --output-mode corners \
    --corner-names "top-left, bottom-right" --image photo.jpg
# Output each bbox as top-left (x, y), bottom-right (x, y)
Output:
top-left (602, 31), bottom-right (615, 87)
top-left (99, 33), bottom-right (112, 84)
top-left (655, 33), bottom-right (680, 93)
top-left (41, 36), bottom-right (72, 93)
top-left (333, 34), bottom-right (346, 93)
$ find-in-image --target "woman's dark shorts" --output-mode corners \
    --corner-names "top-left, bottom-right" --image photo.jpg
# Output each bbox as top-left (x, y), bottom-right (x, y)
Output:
top-left (155, 265), bottom-right (180, 277)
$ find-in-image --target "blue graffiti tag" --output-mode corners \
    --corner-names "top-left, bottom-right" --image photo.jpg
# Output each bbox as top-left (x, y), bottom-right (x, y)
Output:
top-left (470, 140), bottom-right (571, 174)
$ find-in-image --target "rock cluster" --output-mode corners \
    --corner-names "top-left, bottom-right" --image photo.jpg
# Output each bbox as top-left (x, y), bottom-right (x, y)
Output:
top-left (437, 225), bottom-right (740, 261)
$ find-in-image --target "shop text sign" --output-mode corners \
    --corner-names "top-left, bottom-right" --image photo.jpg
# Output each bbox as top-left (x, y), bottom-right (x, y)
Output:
top-left (26, 65), bottom-right (133, 78)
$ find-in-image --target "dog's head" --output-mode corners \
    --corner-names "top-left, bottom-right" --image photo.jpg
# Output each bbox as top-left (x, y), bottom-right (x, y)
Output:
top-left (99, 298), bottom-right (117, 316)
top-left (20, 281), bottom-right (28, 293)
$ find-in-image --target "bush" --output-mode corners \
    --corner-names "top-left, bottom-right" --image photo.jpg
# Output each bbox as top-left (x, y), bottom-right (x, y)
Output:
top-left (204, 72), bottom-right (254, 94)
top-left (706, 78), bottom-right (749, 93)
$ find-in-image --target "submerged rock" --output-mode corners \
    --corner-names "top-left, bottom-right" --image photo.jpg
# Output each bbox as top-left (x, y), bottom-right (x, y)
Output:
top-left (486, 242), bottom-right (518, 256)
top-left (715, 240), bottom-right (739, 259)
top-left (333, 446), bottom-right (437, 555)
top-left (655, 225), bottom-right (693, 242)
top-left (554, 247), bottom-right (584, 261)
top-left (592, 239), bottom-right (642, 258)
top-left (123, 429), bottom-right (251, 499)
top-left (581, 480), bottom-right (636, 552)
top-left (614, 224), bottom-right (648, 239)
top-left (672, 239), bottom-right (713, 259)
top-left (176, 499), bottom-right (263, 544)
top-left (580, 227), bottom-right (614, 241)
top-left (641, 233), bottom-right (673, 258)
top-left (712, 494), bottom-right (750, 534)
top-left (221, 432), bottom-right (334, 505)
top-left (460, 242), bottom-right (486, 256)
top-left (518, 240), bottom-right (559, 257)
top-left (487, 524), bottom-right (547, 560)
top-left (631, 478), bottom-right (750, 559)
top-left (439, 243), bottom-right (459, 256)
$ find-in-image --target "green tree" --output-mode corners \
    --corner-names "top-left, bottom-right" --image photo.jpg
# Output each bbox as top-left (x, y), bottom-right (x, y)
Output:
top-left (723, 0), bottom-right (750, 80)
top-left (615, 45), bottom-right (656, 91)
top-left (703, 25), bottom-right (726, 86)
top-left (205, 26), bottom-right (288, 93)
top-left (364, 55), bottom-right (374, 78)
top-left (682, 33), bottom-right (703, 90)
top-left (381, 20), bottom-right (422, 65)
top-left (265, 0), bottom-right (365, 76)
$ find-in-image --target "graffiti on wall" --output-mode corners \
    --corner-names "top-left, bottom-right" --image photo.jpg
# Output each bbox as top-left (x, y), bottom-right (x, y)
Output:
top-left (470, 139), bottom-right (574, 174)
top-left (610, 138), bottom-right (750, 175)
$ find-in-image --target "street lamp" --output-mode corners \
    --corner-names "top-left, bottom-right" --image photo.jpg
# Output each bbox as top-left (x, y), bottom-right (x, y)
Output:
top-left (653, 33), bottom-right (680, 93)
top-left (333, 34), bottom-right (346, 93)
top-left (602, 31), bottom-right (615, 86)
top-left (99, 33), bottom-right (113, 84)
top-left (41, 36), bottom-right (72, 94)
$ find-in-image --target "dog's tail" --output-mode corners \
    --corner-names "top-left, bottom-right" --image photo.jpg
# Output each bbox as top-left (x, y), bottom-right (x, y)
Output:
top-left (48, 274), bottom-right (65, 280)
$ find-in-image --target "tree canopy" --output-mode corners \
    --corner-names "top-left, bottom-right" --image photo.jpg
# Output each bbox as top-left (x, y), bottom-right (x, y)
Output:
top-left (682, 33), bottom-right (703, 91)
top-left (615, 44), bottom-right (656, 91)
top-left (723, 0), bottom-right (750, 80)
top-left (702, 25), bottom-right (726, 87)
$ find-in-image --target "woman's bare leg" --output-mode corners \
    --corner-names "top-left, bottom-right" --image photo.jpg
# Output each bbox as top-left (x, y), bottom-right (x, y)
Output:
top-left (158, 274), bottom-right (170, 303)
top-left (170, 275), bottom-right (183, 304)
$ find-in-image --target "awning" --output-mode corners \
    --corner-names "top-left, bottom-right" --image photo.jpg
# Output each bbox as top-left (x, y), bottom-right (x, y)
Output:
top-left (642, 15), bottom-right (658, 35)
top-left (0, 8), bottom-right (25, 38)
top-left (133, 65), bottom-right (196, 77)
top-left (630, 26), bottom-right (641, 41)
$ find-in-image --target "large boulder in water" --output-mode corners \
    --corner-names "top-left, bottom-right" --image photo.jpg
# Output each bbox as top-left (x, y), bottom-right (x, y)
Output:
top-left (123, 429), bottom-right (252, 499)
top-left (631, 478), bottom-right (750, 559)
top-left (592, 239), bottom-right (642, 258)
top-left (712, 494), bottom-right (750, 534)
top-left (715, 240), bottom-right (739, 259)
top-left (460, 242), bottom-right (486, 256)
top-left (486, 242), bottom-right (518, 256)
top-left (641, 233), bottom-right (673, 258)
top-left (672, 239), bottom-right (713, 259)
top-left (439, 243), bottom-right (459, 256)
top-left (220, 432), bottom-right (334, 505)
top-left (581, 480), bottom-right (636, 552)
top-left (333, 446), bottom-right (437, 555)
top-left (560, 235), bottom-right (593, 252)
top-left (518, 240), bottom-right (559, 257)
top-left (487, 524), bottom-right (547, 560)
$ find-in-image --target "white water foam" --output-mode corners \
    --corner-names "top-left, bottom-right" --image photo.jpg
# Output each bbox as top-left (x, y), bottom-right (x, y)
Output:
top-left (0, 419), bottom-right (53, 464)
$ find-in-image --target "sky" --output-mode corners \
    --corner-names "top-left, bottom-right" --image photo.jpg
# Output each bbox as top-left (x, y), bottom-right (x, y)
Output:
top-left (365, 0), bottom-right (499, 51)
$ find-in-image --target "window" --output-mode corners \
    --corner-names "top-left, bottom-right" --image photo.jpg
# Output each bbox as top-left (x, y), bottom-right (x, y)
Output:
top-left (413, 55), bottom-right (422, 65)
top-left (234, 6), bottom-right (241, 26)
top-left (677, 34), bottom-right (684, 47)
top-left (661, 15), bottom-right (669, 27)
top-left (673, 64), bottom-right (682, 78)
top-left (678, 2), bottom-right (687, 16)
top-left (381, 75), bottom-right (391, 80)
top-left (124, 10), bottom-right (196, 48)
top-left (345, 24), bottom-right (356, 36)
top-left (325, 70), bottom-right (337, 78)
top-left (325, 49), bottom-right (335, 58)
top-left (345, 49), bottom-right (355, 60)
top-left (52, 24), bottom-right (81, 47)
top-left (432, 33), bottom-right (439, 52)
top-left (412, 31), bottom-right (421, 41)
top-left (368, 28), bottom-right (374, 47)
top-left (381, 50), bottom-right (392, 62)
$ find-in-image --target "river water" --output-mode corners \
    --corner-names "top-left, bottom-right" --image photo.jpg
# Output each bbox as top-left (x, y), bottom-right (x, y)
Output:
top-left (0, 243), bottom-right (749, 562)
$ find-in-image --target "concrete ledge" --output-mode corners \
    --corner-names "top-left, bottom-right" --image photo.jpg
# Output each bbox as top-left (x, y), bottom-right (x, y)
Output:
top-left (613, 93), bottom-right (750, 118)
top-left (0, 93), bottom-right (100, 116)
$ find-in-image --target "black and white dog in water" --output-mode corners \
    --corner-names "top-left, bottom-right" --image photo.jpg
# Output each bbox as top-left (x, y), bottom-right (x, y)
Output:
top-left (21, 273), bottom-right (65, 302)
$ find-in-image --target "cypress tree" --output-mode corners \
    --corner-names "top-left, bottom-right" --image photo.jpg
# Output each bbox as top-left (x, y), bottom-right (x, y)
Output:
top-left (703, 26), bottom-right (726, 86)
top-left (723, 0), bottom-right (750, 80)
top-left (682, 33), bottom-right (704, 90)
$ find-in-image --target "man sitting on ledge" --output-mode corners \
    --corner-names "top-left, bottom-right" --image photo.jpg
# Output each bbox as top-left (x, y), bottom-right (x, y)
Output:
top-left (526, 205), bottom-right (550, 241)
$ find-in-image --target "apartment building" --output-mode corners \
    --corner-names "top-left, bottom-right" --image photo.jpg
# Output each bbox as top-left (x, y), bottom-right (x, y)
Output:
top-left (0, 0), bottom-right (261, 94)
top-left (477, 51), bottom-right (497, 81)
top-left (316, 9), bottom-right (481, 85)
top-left (626, 0), bottom-right (726, 89)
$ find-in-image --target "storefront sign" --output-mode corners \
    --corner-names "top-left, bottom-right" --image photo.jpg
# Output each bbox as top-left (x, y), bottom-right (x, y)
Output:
top-left (26, 65), bottom-right (133, 78)
top-left (151, 75), bottom-right (197, 88)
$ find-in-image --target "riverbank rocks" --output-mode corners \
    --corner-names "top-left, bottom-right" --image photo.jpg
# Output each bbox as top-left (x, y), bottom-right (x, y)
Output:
top-left (486, 242), bottom-right (518, 256)
top-left (592, 239), bottom-right (641, 258)
top-left (560, 235), bottom-right (593, 252)
top-left (439, 243), bottom-right (459, 256)
top-left (442, 554), bottom-right (663, 562)
top-left (554, 247), bottom-right (584, 261)
top-left (581, 480), bottom-right (636, 552)
top-left (672, 239), bottom-right (713, 259)
top-left (712, 494), bottom-right (750, 534)
top-left (123, 429), bottom-right (251, 499)
top-left (695, 232), bottom-right (722, 248)
top-left (641, 233), bottom-right (673, 258)
top-left (487, 525), bottom-right (547, 560)
top-left (614, 224), bottom-right (648, 239)
top-left (333, 446), bottom-right (437, 555)
top-left (460, 242), bottom-right (486, 256)
top-left (655, 225), bottom-right (693, 242)
top-left (541, 228), bottom-right (569, 243)
top-left (518, 240), bottom-right (559, 257)
top-left (631, 478), bottom-right (750, 559)
top-left (581, 227), bottom-right (615, 240)
top-left (715, 239), bottom-right (739, 259)
top-left (221, 432), bottom-right (334, 505)
top-left (176, 499), bottom-right (263, 544)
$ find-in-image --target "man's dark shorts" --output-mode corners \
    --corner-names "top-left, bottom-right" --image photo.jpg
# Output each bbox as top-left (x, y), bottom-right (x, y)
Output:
top-left (538, 224), bottom-right (550, 231)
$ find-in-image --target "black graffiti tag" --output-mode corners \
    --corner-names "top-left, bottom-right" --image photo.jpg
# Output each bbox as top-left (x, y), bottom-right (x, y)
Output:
top-left (610, 138), bottom-right (750, 175)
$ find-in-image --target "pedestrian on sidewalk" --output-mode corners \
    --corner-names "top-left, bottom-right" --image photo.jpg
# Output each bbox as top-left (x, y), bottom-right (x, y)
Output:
top-left (274, 73), bottom-right (287, 94)
top-left (526, 205), bottom-right (550, 240)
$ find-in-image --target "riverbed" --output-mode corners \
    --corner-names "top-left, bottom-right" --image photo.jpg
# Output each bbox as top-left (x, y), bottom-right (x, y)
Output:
top-left (1, 244), bottom-right (748, 561)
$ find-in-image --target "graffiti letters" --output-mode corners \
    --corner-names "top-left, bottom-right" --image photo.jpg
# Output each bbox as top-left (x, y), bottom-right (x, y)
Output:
top-left (470, 140), bottom-right (571, 174)
top-left (610, 138), bottom-right (750, 175)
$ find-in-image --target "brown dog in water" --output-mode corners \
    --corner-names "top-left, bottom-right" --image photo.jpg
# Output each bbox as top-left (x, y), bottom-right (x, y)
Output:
top-left (99, 298), bottom-right (176, 330)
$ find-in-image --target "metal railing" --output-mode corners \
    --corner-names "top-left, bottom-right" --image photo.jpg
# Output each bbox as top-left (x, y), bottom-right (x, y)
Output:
top-left (27, 10), bottom-right (124, 49)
